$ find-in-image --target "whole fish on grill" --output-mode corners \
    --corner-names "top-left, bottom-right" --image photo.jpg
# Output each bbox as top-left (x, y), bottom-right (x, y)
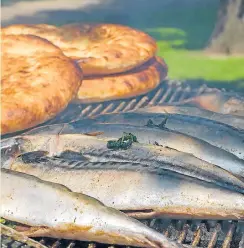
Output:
top-left (2, 134), bottom-right (244, 194)
top-left (19, 121), bottom-right (244, 178)
top-left (137, 105), bottom-right (244, 130)
top-left (1, 168), bottom-right (183, 248)
top-left (3, 155), bottom-right (244, 220)
top-left (173, 92), bottom-right (244, 117)
top-left (86, 112), bottom-right (244, 160)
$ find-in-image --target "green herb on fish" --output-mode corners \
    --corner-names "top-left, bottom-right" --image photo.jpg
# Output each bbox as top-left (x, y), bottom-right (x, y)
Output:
top-left (107, 132), bottom-right (138, 150)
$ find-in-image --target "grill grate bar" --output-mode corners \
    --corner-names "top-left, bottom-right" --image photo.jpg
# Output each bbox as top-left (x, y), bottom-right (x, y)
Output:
top-left (51, 240), bottom-right (61, 248)
top-left (87, 243), bottom-right (97, 248)
top-left (191, 224), bottom-right (204, 247)
top-left (177, 224), bottom-right (190, 244)
top-left (239, 233), bottom-right (244, 248)
top-left (207, 223), bottom-right (221, 248)
top-left (222, 222), bottom-right (236, 248)
top-left (66, 241), bottom-right (76, 248)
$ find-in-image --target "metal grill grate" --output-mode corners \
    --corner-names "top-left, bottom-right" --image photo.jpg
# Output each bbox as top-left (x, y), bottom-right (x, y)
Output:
top-left (1, 79), bottom-right (223, 139)
top-left (44, 79), bottom-right (222, 125)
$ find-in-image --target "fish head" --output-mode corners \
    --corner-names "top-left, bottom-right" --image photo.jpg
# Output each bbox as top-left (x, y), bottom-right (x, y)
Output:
top-left (1, 138), bottom-right (21, 168)
top-left (0, 137), bottom-right (32, 168)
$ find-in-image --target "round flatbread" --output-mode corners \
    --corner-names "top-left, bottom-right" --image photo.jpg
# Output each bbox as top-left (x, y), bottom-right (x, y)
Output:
top-left (2, 23), bottom-right (157, 76)
top-left (1, 34), bottom-right (83, 135)
top-left (74, 56), bottom-right (168, 103)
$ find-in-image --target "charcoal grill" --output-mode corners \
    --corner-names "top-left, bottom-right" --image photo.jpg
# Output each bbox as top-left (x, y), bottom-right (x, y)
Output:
top-left (1, 79), bottom-right (244, 248)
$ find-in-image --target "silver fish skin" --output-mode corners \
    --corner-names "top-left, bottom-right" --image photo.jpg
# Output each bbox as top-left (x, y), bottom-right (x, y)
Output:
top-left (87, 112), bottom-right (244, 160)
top-left (1, 168), bottom-right (183, 248)
top-left (4, 160), bottom-right (244, 221)
top-left (137, 105), bottom-right (244, 130)
top-left (22, 121), bottom-right (244, 177)
top-left (174, 92), bottom-right (244, 117)
top-left (3, 134), bottom-right (244, 194)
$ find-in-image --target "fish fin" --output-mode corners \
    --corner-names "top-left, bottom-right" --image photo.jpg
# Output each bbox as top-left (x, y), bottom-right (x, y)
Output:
top-left (123, 209), bottom-right (157, 219)
top-left (18, 151), bottom-right (48, 163)
top-left (84, 131), bottom-right (104, 136)
top-left (157, 117), bottom-right (168, 129)
top-left (145, 119), bottom-right (155, 127)
top-left (56, 150), bottom-right (89, 161)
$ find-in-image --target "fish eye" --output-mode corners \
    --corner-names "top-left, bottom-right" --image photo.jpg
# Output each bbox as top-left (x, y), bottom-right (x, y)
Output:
top-left (2, 144), bottom-right (20, 156)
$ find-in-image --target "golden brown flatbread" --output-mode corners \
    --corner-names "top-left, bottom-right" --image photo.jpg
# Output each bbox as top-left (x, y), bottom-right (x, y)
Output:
top-left (2, 23), bottom-right (157, 76)
top-left (1, 34), bottom-right (83, 135)
top-left (74, 56), bottom-right (168, 103)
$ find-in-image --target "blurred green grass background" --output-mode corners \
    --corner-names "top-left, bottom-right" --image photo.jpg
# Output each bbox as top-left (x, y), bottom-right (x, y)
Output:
top-left (147, 27), bottom-right (244, 83)
top-left (139, 3), bottom-right (244, 91)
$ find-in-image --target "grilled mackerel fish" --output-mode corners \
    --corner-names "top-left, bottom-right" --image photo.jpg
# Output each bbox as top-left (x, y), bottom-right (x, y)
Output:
top-left (2, 133), bottom-right (244, 194)
top-left (1, 168), bottom-right (183, 248)
top-left (3, 156), bottom-right (244, 220)
top-left (20, 121), bottom-right (244, 178)
top-left (172, 92), bottom-right (244, 117)
top-left (86, 112), bottom-right (244, 160)
top-left (137, 105), bottom-right (244, 130)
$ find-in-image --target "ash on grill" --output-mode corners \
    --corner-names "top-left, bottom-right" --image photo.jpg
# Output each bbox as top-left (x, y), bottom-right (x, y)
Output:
top-left (2, 220), bottom-right (244, 248)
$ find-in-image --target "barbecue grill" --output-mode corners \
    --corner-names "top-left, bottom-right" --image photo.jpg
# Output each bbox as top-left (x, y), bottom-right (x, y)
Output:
top-left (1, 80), bottom-right (244, 248)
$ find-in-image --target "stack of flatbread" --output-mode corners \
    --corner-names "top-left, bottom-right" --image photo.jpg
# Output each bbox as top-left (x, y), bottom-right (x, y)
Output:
top-left (1, 23), bottom-right (168, 135)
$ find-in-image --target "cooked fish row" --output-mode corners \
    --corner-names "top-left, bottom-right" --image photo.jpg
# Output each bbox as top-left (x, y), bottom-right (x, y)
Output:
top-left (1, 168), bottom-right (183, 248)
top-left (137, 105), bottom-right (244, 130)
top-left (2, 133), bottom-right (244, 194)
top-left (86, 112), bottom-right (244, 160)
top-left (20, 120), bottom-right (244, 178)
top-left (3, 156), bottom-right (244, 220)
